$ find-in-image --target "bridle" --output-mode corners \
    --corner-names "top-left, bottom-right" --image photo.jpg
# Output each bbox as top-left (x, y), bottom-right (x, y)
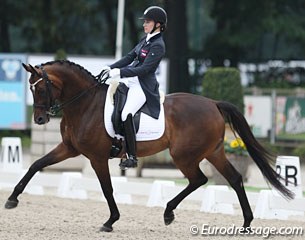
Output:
top-left (30, 66), bottom-right (56, 116)
top-left (30, 65), bottom-right (99, 116)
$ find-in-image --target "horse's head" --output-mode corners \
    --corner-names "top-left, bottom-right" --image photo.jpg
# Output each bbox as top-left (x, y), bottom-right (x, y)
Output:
top-left (23, 63), bottom-right (62, 125)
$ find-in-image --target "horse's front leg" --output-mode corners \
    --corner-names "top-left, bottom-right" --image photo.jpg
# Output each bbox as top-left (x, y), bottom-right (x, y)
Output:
top-left (90, 159), bottom-right (120, 232)
top-left (5, 142), bottom-right (79, 209)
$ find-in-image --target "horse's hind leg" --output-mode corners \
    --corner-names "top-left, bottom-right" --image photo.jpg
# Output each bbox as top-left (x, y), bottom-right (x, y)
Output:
top-left (164, 163), bottom-right (208, 225)
top-left (5, 142), bottom-right (78, 209)
top-left (208, 152), bottom-right (253, 229)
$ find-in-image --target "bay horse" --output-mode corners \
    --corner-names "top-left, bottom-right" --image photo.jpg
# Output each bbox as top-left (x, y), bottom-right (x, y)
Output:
top-left (5, 60), bottom-right (293, 232)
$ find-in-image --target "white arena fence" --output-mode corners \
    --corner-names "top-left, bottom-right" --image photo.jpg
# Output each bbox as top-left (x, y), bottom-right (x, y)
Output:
top-left (0, 170), bottom-right (304, 221)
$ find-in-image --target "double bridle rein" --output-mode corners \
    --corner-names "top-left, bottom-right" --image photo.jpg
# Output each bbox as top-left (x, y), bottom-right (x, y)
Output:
top-left (30, 65), bottom-right (99, 116)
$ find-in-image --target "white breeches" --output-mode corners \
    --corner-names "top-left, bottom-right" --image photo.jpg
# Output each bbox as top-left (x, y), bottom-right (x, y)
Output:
top-left (121, 77), bottom-right (146, 121)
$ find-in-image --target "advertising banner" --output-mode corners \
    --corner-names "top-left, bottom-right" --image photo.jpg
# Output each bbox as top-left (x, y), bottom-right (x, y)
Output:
top-left (0, 54), bottom-right (27, 129)
top-left (244, 96), bottom-right (272, 138)
top-left (276, 96), bottom-right (305, 140)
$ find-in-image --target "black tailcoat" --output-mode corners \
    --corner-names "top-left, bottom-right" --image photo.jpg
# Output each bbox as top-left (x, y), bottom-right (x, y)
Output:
top-left (110, 33), bottom-right (165, 119)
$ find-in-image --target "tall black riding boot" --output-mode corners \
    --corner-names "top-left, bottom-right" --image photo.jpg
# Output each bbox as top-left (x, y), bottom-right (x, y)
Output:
top-left (119, 114), bottom-right (138, 170)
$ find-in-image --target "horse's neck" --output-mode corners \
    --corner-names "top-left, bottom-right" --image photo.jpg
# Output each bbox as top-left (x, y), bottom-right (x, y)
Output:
top-left (60, 81), bottom-right (106, 122)
top-left (61, 78), bottom-right (91, 100)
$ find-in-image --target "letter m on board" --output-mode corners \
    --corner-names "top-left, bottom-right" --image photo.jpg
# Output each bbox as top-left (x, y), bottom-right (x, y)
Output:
top-left (8, 146), bottom-right (19, 163)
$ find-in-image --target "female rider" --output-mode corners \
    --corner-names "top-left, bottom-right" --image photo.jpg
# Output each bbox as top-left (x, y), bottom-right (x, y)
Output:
top-left (101, 6), bottom-right (167, 170)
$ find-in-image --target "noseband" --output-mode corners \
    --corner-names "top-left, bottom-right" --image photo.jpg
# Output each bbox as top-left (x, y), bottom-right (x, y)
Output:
top-left (31, 65), bottom-right (99, 116)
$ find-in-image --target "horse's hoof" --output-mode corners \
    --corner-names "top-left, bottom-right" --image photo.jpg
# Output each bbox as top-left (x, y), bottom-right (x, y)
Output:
top-left (100, 224), bottom-right (113, 232)
top-left (164, 211), bottom-right (175, 225)
top-left (5, 199), bottom-right (19, 209)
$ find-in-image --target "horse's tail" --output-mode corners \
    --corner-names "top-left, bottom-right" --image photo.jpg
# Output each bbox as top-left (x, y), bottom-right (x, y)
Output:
top-left (216, 101), bottom-right (294, 200)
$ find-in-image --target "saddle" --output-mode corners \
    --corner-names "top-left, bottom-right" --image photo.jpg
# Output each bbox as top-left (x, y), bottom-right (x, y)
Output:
top-left (110, 83), bottom-right (151, 158)
top-left (108, 82), bottom-right (165, 158)
top-left (111, 82), bottom-right (152, 136)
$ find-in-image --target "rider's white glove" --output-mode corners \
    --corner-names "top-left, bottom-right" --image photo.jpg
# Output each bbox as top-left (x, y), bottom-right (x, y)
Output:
top-left (109, 68), bottom-right (120, 78)
top-left (102, 68), bottom-right (121, 83)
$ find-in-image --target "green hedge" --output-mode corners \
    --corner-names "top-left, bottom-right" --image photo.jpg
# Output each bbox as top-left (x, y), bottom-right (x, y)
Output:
top-left (202, 67), bottom-right (244, 114)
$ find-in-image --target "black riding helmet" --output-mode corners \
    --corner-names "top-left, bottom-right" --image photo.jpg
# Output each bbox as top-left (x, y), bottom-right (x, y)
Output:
top-left (139, 6), bottom-right (167, 33)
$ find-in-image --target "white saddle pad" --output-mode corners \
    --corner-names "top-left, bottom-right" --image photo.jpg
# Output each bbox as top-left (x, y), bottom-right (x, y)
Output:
top-left (104, 84), bottom-right (165, 141)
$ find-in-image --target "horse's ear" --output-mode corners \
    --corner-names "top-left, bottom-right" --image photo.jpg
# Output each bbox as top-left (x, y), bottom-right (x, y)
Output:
top-left (29, 64), bottom-right (39, 75)
top-left (22, 63), bottom-right (31, 72)
top-left (22, 63), bottom-right (39, 75)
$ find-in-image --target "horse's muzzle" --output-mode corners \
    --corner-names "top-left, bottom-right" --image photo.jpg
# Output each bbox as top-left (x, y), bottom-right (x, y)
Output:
top-left (34, 115), bottom-right (49, 125)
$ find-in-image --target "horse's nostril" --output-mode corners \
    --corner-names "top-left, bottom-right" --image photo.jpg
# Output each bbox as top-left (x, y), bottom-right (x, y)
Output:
top-left (36, 116), bottom-right (45, 124)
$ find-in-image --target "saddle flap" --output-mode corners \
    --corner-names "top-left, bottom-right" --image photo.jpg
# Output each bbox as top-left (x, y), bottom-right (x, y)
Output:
top-left (111, 82), bottom-right (154, 135)
top-left (111, 83), bottom-right (129, 135)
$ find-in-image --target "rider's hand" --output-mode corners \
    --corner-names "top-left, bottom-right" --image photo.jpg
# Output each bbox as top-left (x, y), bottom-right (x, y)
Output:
top-left (109, 68), bottom-right (120, 78)
top-left (102, 68), bottom-right (120, 81)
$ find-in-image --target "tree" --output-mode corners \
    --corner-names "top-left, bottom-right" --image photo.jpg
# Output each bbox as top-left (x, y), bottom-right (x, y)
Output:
top-left (0, 0), bottom-right (26, 52)
top-left (202, 67), bottom-right (244, 113)
top-left (0, 0), bottom-right (10, 52)
top-left (204, 0), bottom-right (305, 66)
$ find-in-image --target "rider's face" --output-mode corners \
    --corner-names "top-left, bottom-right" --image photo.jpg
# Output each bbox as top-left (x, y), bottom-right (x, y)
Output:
top-left (143, 19), bottom-right (159, 34)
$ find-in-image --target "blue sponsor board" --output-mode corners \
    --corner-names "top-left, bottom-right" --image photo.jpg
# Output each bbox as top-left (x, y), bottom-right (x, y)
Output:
top-left (0, 54), bottom-right (27, 129)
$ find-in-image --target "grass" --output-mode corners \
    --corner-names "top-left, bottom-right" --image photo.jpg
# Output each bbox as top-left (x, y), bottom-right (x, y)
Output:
top-left (277, 133), bottom-right (305, 141)
top-left (21, 136), bottom-right (31, 148)
top-left (0, 130), bottom-right (31, 148)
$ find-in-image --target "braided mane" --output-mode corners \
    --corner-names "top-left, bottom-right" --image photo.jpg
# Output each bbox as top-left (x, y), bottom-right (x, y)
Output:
top-left (40, 60), bottom-right (97, 81)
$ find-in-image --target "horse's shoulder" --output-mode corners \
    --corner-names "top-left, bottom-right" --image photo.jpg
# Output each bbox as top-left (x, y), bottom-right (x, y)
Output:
top-left (59, 116), bottom-right (73, 145)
